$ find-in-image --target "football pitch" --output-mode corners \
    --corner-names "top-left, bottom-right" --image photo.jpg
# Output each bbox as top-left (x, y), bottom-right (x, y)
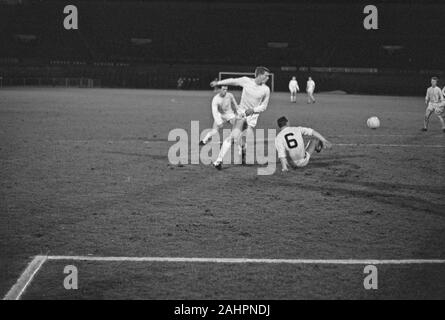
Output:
top-left (0, 88), bottom-right (444, 299)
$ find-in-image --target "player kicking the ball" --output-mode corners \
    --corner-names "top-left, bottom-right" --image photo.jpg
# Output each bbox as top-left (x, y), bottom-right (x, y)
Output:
top-left (200, 86), bottom-right (241, 145)
top-left (274, 116), bottom-right (331, 172)
top-left (422, 76), bottom-right (445, 132)
top-left (209, 67), bottom-right (271, 170)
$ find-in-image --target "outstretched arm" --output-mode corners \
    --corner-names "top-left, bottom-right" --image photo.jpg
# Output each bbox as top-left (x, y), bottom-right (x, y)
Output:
top-left (210, 77), bottom-right (246, 88)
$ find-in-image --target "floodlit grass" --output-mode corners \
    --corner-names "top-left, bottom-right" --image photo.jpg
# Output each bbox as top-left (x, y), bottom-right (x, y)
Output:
top-left (1, 88), bottom-right (444, 299)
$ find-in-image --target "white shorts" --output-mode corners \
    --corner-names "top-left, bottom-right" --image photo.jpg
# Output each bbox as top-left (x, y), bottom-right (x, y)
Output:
top-left (214, 112), bottom-right (236, 126)
top-left (289, 89), bottom-right (297, 94)
top-left (290, 152), bottom-right (311, 168)
top-left (245, 113), bottom-right (259, 128)
top-left (428, 102), bottom-right (445, 116)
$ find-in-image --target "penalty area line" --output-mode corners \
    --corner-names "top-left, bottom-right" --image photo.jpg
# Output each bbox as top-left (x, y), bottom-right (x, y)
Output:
top-left (5, 255), bottom-right (444, 299)
top-left (3, 255), bottom-right (48, 300)
top-left (45, 256), bottom-right (445, 265)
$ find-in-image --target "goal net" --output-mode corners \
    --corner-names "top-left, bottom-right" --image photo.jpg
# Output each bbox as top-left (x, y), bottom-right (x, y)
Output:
top-left (218, 72), bottom-right (275, 92)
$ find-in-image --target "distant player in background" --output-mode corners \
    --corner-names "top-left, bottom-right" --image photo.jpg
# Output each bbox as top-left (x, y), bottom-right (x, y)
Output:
top-left (275, 116), bottom-right (331, 172)
top-left (209, 66), bottom-right (271, 169)
top-left (422, 77), bottom-right (445, 132)
top-left (288, 76), bottom-right (299, 102)
top-left (177, 77), bottom-right (184, 89)
top-left (200, 86), bottom-right (240, 145)
top-left (306, 76), bottom-right (316, 103)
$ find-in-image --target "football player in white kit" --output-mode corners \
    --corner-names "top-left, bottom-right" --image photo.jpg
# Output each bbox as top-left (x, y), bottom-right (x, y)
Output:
top-left (288, 76), bottom-right (300, 102)
top-left (422, 77), bottom-right (445, 132)
top-left (209, 67), bottom-right (271, 170)
top-left (200, 86), bottom-right (240, 145)
top-left (274, 116), bottom-right (331, 172)
top-left (306, 76), bottom-right (316, 104)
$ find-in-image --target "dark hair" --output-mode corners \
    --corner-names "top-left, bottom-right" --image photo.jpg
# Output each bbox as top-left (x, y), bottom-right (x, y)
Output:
top-left (255, 66), bottom-right (270, 77)
top-left (277, 116), bottom-right (288, 128)
top-left (431, 76), bottom-right (438, 81)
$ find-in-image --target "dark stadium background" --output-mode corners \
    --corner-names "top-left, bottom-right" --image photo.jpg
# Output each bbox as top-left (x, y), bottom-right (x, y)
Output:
top-left (0, 0), bottom-right (444, 94)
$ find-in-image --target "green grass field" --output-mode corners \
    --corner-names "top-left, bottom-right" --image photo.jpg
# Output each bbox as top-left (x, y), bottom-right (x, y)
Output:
top-left (1, 88), bottom-right (444, 299)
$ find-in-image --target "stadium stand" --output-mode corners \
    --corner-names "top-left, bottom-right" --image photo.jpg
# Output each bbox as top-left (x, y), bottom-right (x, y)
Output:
top-left (0, 1), bottom-right (444, 94)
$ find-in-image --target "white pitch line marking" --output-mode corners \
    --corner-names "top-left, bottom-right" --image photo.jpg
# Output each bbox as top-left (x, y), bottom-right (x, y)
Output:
top-left (3, 255), bottom-right (48, 300)
top-left (61, 138), bottom-right (445, 148)
top-left (334, 143), bottom-right (445, 148)
top-left (333, 134), bottom-right (427, 137)
top-left (45, 256), bottom-right (445, 265)
top-left (5, 255), bottom-right (445, 300)
top-left (207, 141), bottom-right (445, 148)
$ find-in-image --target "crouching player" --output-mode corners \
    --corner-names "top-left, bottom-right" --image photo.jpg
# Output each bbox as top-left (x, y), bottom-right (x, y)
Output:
top-left (274, 116), bottom-right (331, 172)
top-left (200, 86), bottom-right (241, 145)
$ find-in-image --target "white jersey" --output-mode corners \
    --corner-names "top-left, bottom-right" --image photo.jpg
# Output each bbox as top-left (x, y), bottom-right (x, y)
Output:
top-left (306, 80), bottom-right (315, 92)
top-left (275, 126), bottom-right (314, 161)
top-left (211, 93), bottom-right (237, 125)
top-left (218, 77), bottom-right (270, 113)
top-left (212, 93), bottom-right (236, 115)
top-left (425, 86), bottom-right (444, 103)
top-left (289, 80), bottom-right (299, 92)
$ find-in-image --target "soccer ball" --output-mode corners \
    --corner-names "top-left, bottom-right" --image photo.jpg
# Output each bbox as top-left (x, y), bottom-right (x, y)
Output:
top-left (367, 116), bottom-right (380, 129)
